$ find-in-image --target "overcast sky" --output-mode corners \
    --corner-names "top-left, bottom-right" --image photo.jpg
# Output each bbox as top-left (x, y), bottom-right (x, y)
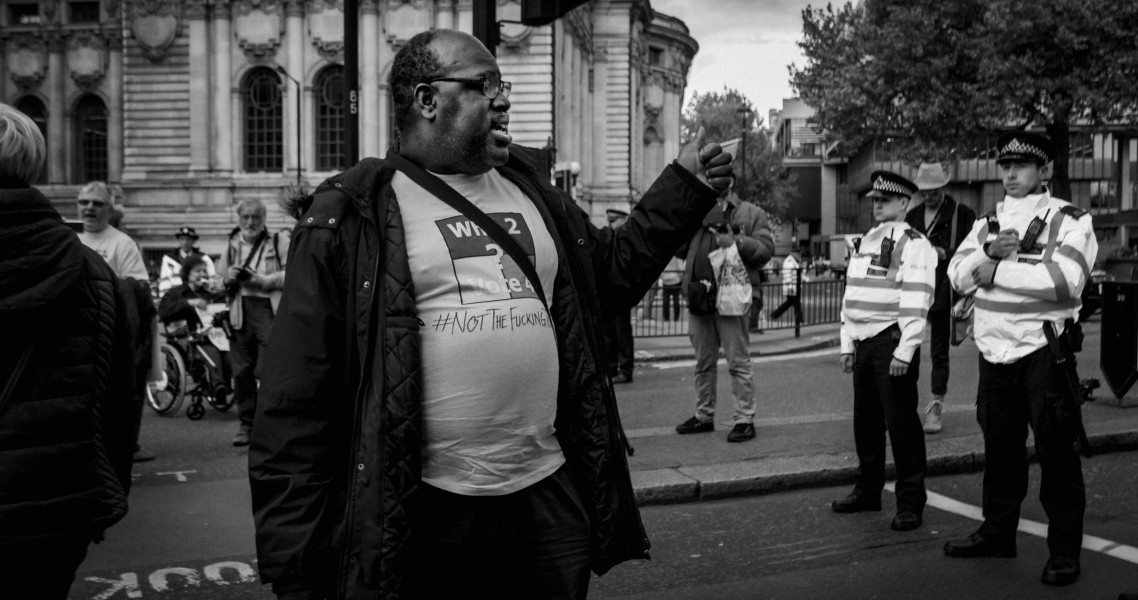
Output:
top-left (650, 0), bottom-right (819, 125)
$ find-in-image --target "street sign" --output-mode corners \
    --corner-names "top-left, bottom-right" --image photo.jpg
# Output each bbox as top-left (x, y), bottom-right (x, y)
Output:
top-left (1101, 281), bottom-right (1138, 399)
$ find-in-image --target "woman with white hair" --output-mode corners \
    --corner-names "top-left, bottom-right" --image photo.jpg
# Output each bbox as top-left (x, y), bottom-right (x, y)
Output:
top-left (0, 102), bottom-right (138, 598)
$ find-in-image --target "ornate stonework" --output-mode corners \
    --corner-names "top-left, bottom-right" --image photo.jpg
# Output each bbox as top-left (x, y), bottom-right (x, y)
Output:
top-left (67, 30), bottom-right (107, 90)
top-left (5, 35), bottom-right (48, 90)
top-left (129, 0), bottom-right (181, 62)
top-left (234, 0), bottom-right (284, 61)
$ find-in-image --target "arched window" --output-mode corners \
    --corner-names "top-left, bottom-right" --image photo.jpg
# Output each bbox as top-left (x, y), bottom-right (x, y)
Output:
top-left (315, 65), bottom-right (345, 171)
top-left (15, 96), bottom-right (48, 183)
top-left (242, 67), bottom-right (283, 172)
top-left (74, 94), bottom-right (108, 183)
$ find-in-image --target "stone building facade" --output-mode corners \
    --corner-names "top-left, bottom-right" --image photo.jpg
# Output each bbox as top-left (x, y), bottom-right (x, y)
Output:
top-left (1, 0), bottom-right (696, 257)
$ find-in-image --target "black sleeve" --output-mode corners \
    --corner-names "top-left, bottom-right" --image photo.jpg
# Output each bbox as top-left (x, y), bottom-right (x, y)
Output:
top-left (249, 218), bottom-right (348, 594)
top-left (588, 162), bottom-right (718, 310)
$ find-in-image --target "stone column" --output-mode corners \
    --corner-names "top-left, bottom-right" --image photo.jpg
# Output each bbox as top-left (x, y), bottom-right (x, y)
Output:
top-left (360, 0), bottom-right (380, 158)
top-left (106, 28), bottom-right (124, 183)
top-left (46, 33), bottom-right (66, 184)
top-left (436, 0), bottom-right (455, 30)
top-left (211, 0), bottom-right (233, 174)
top-left (187, 1), bottom-right (211, 173)
top-left (285, 0), bottom-right (305, 180)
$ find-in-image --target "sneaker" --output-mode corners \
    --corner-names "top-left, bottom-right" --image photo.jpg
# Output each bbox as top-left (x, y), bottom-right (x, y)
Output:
top-left (923, 399), bottom-right (943, 434)
top-left (132, 448), bottom-right (156, 462)
top-left (727, 422), bottom-right (756, 442)
top-left (675, 416), bottom-right (714, 434)
top-left (232, 429), bottom-right (251, 447)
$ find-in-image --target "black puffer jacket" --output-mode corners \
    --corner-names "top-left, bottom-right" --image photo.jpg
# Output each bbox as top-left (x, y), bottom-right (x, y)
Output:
top-left (249, 146), bottom-right (716, 598)
top-left (0, 185), bottom-right (137, 547)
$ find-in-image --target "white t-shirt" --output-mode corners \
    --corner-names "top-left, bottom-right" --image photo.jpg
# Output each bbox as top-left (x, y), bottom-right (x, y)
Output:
top-left (79, 226), bottom-right (149, 280)
top-left (392, 169), bottom-right (563, 496)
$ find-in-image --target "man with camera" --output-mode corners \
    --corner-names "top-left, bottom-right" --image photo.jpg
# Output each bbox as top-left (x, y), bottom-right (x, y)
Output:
top-left (674, 184), bottom-right (774, 442)
top-left (215, 199), bottom-right (289, 447)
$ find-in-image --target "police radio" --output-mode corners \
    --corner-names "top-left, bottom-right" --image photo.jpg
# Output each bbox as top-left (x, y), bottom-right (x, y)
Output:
top-left (1019, 210), bottom-right (1050, 253)
top-left (879, 236), bottom-right (896, 269)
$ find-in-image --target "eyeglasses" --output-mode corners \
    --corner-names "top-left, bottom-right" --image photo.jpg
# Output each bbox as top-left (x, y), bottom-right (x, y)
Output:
top-left (429, 73), bottom-right (512, 99)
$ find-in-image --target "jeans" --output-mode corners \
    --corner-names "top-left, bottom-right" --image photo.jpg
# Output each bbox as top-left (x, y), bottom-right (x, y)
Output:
top-left (976, 347), bottom-right (1085, 559)
top-left (928, 309), bottom-right (950, 396)
top-left (690, 312), bottom-right (755, 424)
top-left (412, 465), bottom-right (592, 599)
top-left (851, 325), bottom-right (927, 513)
top-left (770, 294), bottom-right (803, 323)
top-left (231, 296), bottom-right (274, 431)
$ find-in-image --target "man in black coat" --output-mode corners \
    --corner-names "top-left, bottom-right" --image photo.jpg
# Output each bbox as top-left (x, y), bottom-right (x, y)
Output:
top-left (249, 30), bottom-right (732, 600)
top-left (0, 102), bottom-right (138, 599)
top-left (904, 163), bottom-right (976, 434)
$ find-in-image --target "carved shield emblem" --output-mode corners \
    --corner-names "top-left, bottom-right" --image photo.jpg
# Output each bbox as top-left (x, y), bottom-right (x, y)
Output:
top-left (132, 13), bottom-right (178, 62)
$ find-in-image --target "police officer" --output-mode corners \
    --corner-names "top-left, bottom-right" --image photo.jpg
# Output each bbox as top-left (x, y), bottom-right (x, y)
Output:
top-left (944, 132), bottom-right (1097, 587)
top-left (832, 171), bottom-right (937, 532)
top-left (604, 209), bottom-right (635, 383)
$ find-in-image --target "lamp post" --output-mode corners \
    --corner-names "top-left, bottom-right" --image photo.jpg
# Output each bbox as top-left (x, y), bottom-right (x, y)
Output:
top-left (275, 65), bottom-right (302, 187)
top-left (736, 107), bottom-right (750, 195)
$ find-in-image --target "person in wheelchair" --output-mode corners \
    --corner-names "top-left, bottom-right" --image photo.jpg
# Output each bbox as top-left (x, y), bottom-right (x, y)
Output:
top-left (159, 255), bottom-right (224, 333)
top-left (153, 255), bottom-right (234, 419)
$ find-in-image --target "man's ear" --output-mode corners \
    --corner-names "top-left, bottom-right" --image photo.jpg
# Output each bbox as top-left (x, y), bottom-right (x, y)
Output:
top-left (413, 83), bottom-right (438, 120)
top-left (1040, 161), bottom-right (1052, 180)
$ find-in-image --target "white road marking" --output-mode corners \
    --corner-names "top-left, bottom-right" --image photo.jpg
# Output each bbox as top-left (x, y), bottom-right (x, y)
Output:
top-left (652, 348), bottom-right (837, 370)
top-left (885, 483), bottom-right (1138, 565)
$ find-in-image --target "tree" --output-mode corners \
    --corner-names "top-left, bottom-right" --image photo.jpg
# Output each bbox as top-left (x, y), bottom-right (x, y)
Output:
top-left (789, 0), bottom-right (1138, 199)
top-left (681, 88), bottom-right (799, 223)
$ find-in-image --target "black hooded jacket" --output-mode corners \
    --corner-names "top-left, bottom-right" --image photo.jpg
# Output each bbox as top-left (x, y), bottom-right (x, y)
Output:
top-left (0, 185), bottom-right (138, 547)
top-left (249, 146), bottom-right (717, 598)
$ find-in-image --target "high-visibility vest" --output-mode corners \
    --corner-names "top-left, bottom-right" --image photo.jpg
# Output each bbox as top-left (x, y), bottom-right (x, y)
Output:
top-left (947, 192), bottom-right (1097, 364)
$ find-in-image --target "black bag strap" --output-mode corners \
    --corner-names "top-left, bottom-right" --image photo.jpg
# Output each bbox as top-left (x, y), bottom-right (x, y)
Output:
top-left (0, 344), bottom-right (34, 419)
top-left (386, 152), bottom-right (549, 311)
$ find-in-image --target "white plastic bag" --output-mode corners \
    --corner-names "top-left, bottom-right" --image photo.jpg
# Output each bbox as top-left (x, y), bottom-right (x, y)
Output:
top-left (708, 244), bottom-right (752, 317)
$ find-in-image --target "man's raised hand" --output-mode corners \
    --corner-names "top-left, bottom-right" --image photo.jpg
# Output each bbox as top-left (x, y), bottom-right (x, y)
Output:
top-left (676, 126), bottom-right (734, 193)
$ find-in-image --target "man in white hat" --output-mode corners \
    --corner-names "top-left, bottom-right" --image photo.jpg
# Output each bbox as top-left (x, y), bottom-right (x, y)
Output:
top-left (904, 163), bottom-right (975, 434)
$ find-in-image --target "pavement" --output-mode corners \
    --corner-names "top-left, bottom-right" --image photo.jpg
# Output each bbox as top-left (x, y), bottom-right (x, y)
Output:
top-left (623, 320), bottom-right (1138, 506)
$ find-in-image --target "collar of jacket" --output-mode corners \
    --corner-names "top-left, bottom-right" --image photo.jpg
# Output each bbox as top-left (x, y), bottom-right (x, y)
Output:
top-left (301, 145), bottom-right (548, 224)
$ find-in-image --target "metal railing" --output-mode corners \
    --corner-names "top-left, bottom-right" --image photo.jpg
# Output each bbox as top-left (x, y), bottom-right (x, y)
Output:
top-left (633, 266), bottom-right (846, 338)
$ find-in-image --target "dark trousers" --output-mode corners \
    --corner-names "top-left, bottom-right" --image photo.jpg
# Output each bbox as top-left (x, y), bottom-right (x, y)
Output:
top-left (976, 347), bottom-right (1085, 559)
top-left (928, 309), bottom-right (950, 396)
top-left (231, 296), bottom-right (274, 431)
top-left (412, 465), bottom-right (593, 600)
top-left (0, 533), bottom-right (90, 599)
top-left (852, 326), bottom-right (927, 513)
top-left (771, 294), bottom-right (803, 323)
top-left (661, 285), bottom-right (682, 321)
top-left (606, 308), bottom-right (634, 377)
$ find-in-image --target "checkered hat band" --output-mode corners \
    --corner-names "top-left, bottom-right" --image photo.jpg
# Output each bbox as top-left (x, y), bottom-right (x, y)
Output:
top-left (1000, 138), bottom-right (1048, 161)
top-left (873, 176), bottom-right (910, 196)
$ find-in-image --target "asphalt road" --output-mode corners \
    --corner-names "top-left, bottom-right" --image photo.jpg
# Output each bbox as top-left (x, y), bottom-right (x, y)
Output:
top-left (592, 449), bottom-right (1138, 600)
top-left (63, 323), bottom-right (1127, 599)
top-left (69, 449), bottom-right (1138, 599)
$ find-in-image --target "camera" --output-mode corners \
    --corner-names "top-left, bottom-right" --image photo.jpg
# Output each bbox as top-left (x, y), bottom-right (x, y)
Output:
top-left (235, 268), bottom-right (253, 283)
top-left (712, 223), bottom-right (741, 235)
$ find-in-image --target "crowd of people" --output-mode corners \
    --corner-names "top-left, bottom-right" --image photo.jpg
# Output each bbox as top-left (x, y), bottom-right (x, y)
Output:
top-left (0, 27), bottom-right (1118, 600)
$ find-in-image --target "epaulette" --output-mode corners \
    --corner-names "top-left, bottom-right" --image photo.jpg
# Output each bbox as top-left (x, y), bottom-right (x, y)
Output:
top-left (1058, 205), bottom-right (1087, 219)
top-left (297, 188), bottom-right (352, 230)
top-left (903, 229), bottom-right (924, 240)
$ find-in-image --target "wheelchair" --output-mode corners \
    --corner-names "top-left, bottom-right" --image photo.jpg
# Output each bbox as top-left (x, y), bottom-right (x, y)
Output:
top-left (146, 305), bottom-right (235, 420)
